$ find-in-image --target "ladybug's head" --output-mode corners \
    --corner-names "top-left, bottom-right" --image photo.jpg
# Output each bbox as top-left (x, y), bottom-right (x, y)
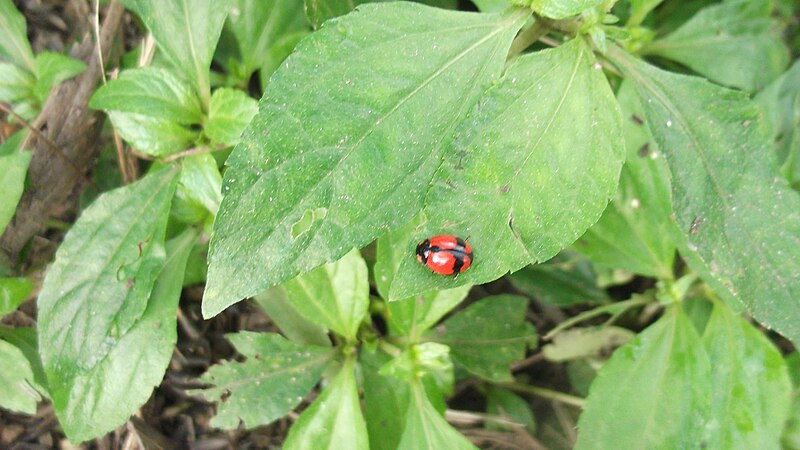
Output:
top-left (416, 239), bottom-right (431, 264)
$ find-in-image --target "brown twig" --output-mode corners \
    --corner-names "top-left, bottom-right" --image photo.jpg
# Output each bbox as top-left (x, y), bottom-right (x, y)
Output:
top-left (0, 102), bottom-right (98, 192)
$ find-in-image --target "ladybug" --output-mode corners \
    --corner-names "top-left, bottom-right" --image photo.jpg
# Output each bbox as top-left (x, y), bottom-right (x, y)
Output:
top-left (416, 235), bottom-right (473, 278)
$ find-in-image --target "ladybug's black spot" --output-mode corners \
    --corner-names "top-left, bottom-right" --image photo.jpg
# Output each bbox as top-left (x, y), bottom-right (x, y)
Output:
top-left (416, 239), bottom-right (431, 264)
top-left (452, 255), bottom-right (464, 275)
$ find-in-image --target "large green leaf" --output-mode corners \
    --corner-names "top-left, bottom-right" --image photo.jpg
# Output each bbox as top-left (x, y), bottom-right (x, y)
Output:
top-left (0, 0), bottom-right (35, 72)
top-left (644, 0), bottom-right (789, 92)
top-left (204, 3), bottom-right (528, 317)
top-left (227, 0), bottom-right (307, 77)
top-left (283, 248), bottom-right (368, 342)
top-left (390, 38), bottom-right (624, 299)
top-left (397, 379), bottom-right (477, 450)
top-left (701, 301), bottom-right (791, 448)
top-left (37, 167), bottom-right (178, 424)
top-left (119, 0), bottom-right (234, 105)
top-left (89, 67), bottom-right (203, 124)
top-left (51, 227), bottom-right (196, 442)
top-left (0, 339), bottom-right (41, 414)
top-left (575, 306), bottom-right (712, 449)
top-left (609, 47), bottom-right (800, 346)
top-left (426, 295), bottom-right (536, 382)
top-left (195, 331), bottom-right (334, 429)
top-left (0, 150), bottom-right (31, 234)
top-left (283, 356), bottom-right (369, 450)
top-left (577, 81), bottom-right (675, 279)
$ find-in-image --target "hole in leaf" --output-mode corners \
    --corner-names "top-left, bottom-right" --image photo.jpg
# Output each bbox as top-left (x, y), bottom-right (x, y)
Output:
top-left (291, 207), bottom-right (328, 239)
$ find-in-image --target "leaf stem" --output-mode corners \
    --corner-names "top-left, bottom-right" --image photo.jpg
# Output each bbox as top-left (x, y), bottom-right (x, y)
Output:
top-left (544, 296), bottom-right (653, 340)
top-left (501, 382), bottom-right (585, 407)
top-left (508, 19), bottom-right (547, 61)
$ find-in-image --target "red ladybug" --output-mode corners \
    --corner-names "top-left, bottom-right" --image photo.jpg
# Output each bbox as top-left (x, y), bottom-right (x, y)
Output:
top-left (416, 235), bottom-right (473, 277)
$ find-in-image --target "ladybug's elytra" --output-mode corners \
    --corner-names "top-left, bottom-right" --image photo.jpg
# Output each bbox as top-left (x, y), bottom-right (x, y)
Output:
top-left (416, 235), bottom-right (473, 277)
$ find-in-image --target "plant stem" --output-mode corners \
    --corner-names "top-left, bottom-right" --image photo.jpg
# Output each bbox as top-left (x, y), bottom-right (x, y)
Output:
top-left (502, 382), bottom-right (585, 407)
top-left (544, 296), bottom-right (653, 340)
top-left (508, 19), bottom-right (547, 60)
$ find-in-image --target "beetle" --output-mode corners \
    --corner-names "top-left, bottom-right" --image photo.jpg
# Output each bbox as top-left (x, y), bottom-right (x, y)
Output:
top-left (416, 235), bottom-right (473, 278)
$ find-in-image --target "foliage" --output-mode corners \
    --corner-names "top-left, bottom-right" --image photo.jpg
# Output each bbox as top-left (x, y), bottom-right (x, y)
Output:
top-left (0, 0), bottom-right (798, 448)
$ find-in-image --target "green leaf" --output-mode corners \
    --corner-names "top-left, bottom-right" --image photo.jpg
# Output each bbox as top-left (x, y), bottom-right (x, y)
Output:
top-left (205, 87), bottom-right (258, 146)
top-left (47, 228), bottom-right (196, 442)
top-left (485, 387), bottom-right (536, 434)
top-left (361, 345), bottom-right (411, 450)
top-left (0, 327), bottom-right (47, 394)
top-left (0, 127), bottom-right (27, 156)
top-left (644, 0), bottom-right (789, 92)
top-left (0, 61), bottom-right (35, 105)
top-left (390, 37), bottom-right (624, 300)
top-left (387, 287), bottom-right (471, 340)
top-left (472, 0), bottom-right (512, 13)
top-left (527, 0), bottom-right (604, 19)
top-left (380, 342), bottom-right (454, 396)
top-left (575, 306), bottom-right (712, 449)
top-left (304, 0), bottom-right (366, 29)
top-left (282, 248), bottom-right (368, 342)
top-left (284, 356), bottom-right (369, 450)
top-left (0, 277), bottom-right (32, 317)
top-left (397, 380), bottom-right (476, 450)
top-left (0, 150), bottom-right (31, 233)
top-left (204, 4), bottom-right (527, 317)
top-left (228, 0), bottom-right (308, 76)
top-left (32, 51), bottom-right (85, 104)
top-left (627, 0), bottom-right (665, 27)
top-left (37, 166), bottom-right (179, 433)
top-left (119, 0), bottom-right (234, 105)
top-left (108, 111), bottom-right (197, 157)
top-left (609, 47), bottom-right (800, 347)
top-left (0, 0), bottom-right (35, 72)
top-left (508, 252), bottom-right (610, 307)
top-left (89, 67), bottom-right (202, 124)
top-left (577, 81), bottom-right (675, 279)
top-left (701, 301), bottom-right (791, 448)
top-left (426, 295), bottom-right (536, 382)
top-left (542, 326), bottom-right (635, 362)
top-left (755, 60), bottom-right (800, 168)
top-left (0, 339), bottom-right (40, 414)
top-left (253, 287), bottom-right (331, 346)
top-left (172, 153), bottom-right (223, 223)
top-left (195, 331), bottom-right (334, 429)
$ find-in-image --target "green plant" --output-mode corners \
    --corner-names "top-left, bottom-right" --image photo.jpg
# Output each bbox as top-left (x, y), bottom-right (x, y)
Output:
top-left (1, 0), bottom-right (800, 448)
